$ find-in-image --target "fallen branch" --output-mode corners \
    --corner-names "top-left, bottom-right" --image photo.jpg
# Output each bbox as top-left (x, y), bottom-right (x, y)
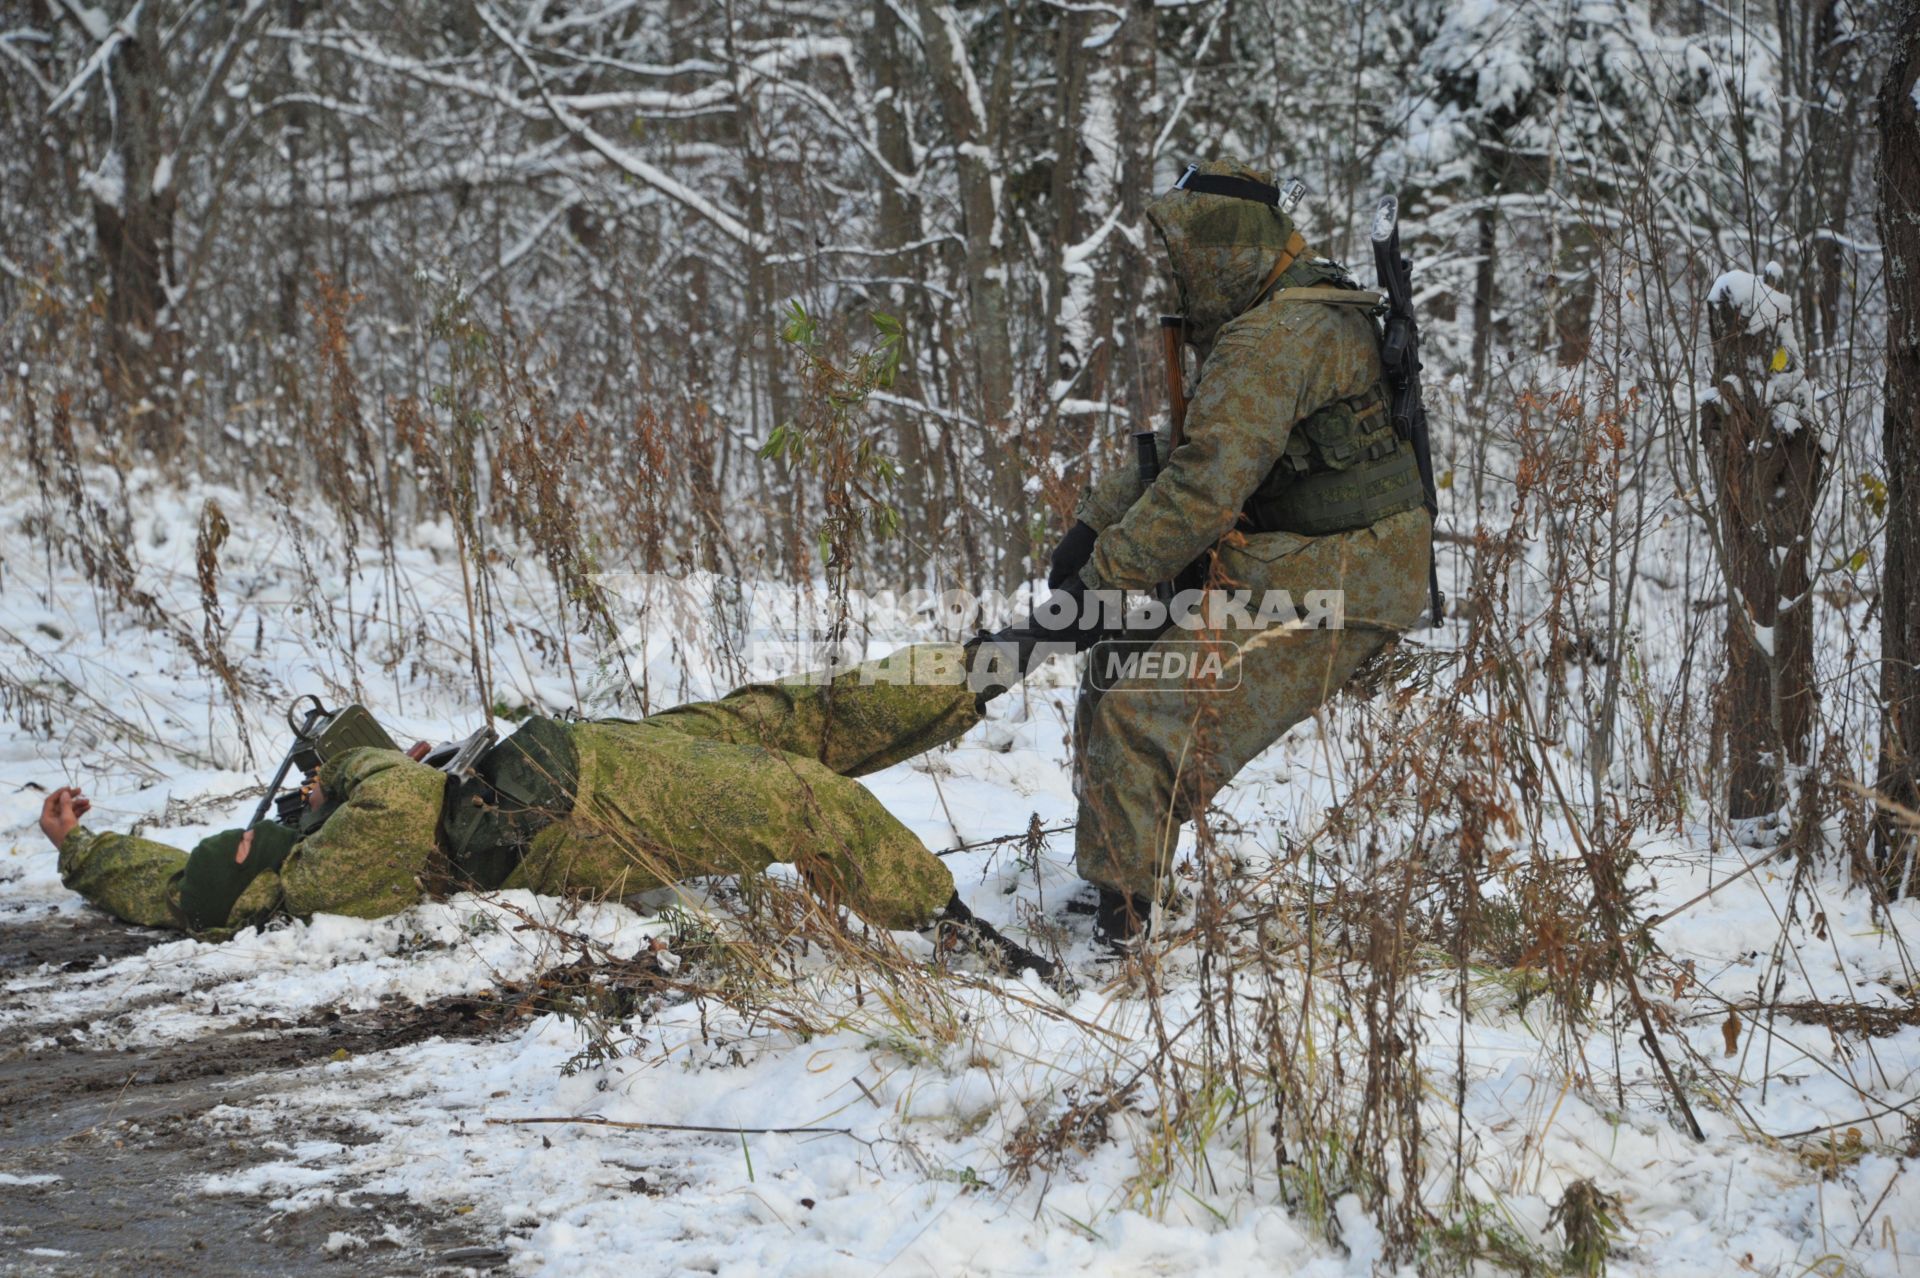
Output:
top-left (935, 821), bottom-right (1075, 858)
top-left (1648, 843), bottom-right (1781, 927)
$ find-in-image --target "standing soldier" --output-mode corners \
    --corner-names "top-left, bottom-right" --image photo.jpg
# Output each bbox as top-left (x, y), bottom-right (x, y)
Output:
top-left (1046, 157), bottom-right (1435, 944)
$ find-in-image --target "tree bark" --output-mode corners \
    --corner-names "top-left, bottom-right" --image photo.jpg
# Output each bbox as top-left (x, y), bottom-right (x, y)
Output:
top-left (1704, 278), bottom-right (1824, 821)
top-left (872, 0), bottom-right (937, 578)
top-left (1045, 13), bottom-right (1084, 389)
top-left (1112, 0), bottom-right (1160, 422)
top-left (1876, 0), bottom-right (1920, 886)
top-left (277, 0), bottom-right (314, 341)
top-left (92, 4), bottom-right (180, 447)
top-left (1469, 198), bottom-right (1497, 393)
top-left (914, 0), bottom-right (1024, 590)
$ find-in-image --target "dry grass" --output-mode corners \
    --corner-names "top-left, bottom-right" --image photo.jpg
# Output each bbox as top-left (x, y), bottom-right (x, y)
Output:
top-left (4, 237), bottom-right (1915, 1278)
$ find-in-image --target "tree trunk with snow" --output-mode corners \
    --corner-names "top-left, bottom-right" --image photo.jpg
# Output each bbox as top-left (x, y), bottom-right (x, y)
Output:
top-left (1099, 0), bottom-right (1159, 424)
top-left (1703, 270), bottom-right (1825, 821)
top-left (870, 0), bottom-right (937, 570)
top-left (91, 6), bottom-right (180, 447)
top-left (914, 0), bottom-right (1026, 589)
top-left (1877, 0), bottom-right (1920, 886)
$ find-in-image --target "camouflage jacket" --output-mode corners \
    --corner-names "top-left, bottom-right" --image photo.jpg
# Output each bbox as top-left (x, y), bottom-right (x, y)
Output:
top-left (1076, 158), bottom-right (1401, 592)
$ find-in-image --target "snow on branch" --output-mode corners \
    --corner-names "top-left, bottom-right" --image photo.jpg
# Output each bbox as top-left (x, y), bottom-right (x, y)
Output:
top-left (43, 0), bottom-right (141, 116)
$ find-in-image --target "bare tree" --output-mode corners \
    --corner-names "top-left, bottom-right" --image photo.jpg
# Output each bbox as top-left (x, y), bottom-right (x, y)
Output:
top-left (1877, 0), bottom-right (1920, 885)
top-left (33, 3), bottom-right (268, 444)
top-left (911, 0), bottom-right (1026, 587)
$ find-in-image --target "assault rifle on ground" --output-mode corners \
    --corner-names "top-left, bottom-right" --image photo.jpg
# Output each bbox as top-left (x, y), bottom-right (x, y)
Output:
top-left (249, 697), bottom-right (495, 836)
top-left (1370, 195), bottom-right (1446, 627)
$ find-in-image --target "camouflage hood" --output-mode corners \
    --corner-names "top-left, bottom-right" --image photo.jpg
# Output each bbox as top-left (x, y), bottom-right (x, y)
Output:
top-left (1146, 157), bottom-right (1301, 350)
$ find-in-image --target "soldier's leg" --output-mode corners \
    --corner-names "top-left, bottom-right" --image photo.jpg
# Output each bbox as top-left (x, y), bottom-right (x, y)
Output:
top-left (644, 642), bottom-right (982, 778)
top-left (1075, 625), bottom-right (1395, 899)
top-left (512, 723), bottom-right (955, 930)
top-left (771, 758), bottom-right (957, 930)
top-left (1075, 511), bottom-right (1430, 900)
top-left (1071, 623), bottom-right (1167, 833)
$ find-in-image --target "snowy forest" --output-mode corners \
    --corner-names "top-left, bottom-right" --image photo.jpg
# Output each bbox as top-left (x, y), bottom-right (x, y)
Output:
top-left (3, 0), bottom-right (1920, 1274)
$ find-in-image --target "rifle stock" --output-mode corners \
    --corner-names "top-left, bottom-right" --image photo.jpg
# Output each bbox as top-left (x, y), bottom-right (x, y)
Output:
top-left (1159, 315), bottom-right (1187, 449)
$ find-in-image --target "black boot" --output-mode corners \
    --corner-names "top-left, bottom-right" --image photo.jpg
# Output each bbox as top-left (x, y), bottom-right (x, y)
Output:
top-left (933, 895), bottom-right (1074, 996)
top-left (1093, 887), bottom-right (1152, 951)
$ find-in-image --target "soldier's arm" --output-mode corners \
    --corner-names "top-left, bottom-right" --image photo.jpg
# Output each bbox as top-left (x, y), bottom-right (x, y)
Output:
top-left (276, 747), bottom-right (445, 920)
top-left (57, 825), bottom-right (195, 930)
top-left (1072, 430), bottom-right (1168, 531)
top-left (40, 787), bottom-right (184, 928)
top-left (1078, 307), bottom-right (1371, 593)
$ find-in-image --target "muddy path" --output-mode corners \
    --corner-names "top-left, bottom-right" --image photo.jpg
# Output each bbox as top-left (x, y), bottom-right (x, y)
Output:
top-left (0, 911), bottom-right (523, 1275)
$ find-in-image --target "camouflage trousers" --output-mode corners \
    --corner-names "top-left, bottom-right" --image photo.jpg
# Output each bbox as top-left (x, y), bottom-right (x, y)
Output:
top-left (1072, 509), bottom-right (1432, 900)
top-left (505, 643), bottom-right (983, 929)
top-left (57, 644), bottom-right (984, 936)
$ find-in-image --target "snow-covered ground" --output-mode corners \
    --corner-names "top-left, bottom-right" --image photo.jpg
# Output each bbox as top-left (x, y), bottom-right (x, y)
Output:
top-left (4, 473), bottom-right (1918, 1276)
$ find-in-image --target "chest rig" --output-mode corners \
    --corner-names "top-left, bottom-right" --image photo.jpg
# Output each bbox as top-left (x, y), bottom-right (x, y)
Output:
top-left (1238, 263), bottom-right (1427, 537)
top-left (439, 715), bottom-right (580, 888)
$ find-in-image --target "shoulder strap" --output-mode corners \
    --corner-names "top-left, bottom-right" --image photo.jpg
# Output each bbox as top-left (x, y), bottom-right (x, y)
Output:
top-left (1247, 231), bottom-right (1310, 307)
top-left (1267, 286), bottom-right (1383, 308)
top-left (1175, 168), bottom-right (1283, 205)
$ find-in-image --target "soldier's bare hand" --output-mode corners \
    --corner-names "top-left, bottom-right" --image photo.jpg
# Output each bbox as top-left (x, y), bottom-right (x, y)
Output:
top-left (38, 787), bottom-right (89, 849)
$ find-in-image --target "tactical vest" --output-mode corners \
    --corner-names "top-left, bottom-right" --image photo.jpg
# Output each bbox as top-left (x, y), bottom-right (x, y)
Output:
top-left (439, 715), bottom-right (580, 888)
top-left (1240, 274), bottom-right (1427, 538)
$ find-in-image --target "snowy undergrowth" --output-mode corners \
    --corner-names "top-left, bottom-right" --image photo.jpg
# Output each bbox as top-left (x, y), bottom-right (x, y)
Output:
top-left (3, 472), bottom-right (1918, 1277)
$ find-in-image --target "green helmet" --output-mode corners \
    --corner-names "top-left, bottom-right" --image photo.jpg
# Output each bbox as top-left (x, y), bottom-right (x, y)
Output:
top-left (1145, 157), bottom-right (1302, 350)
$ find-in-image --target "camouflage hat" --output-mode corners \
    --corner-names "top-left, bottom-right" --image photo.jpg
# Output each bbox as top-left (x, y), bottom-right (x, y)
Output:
top-left (1146, 158), bottom-right (1299, 349)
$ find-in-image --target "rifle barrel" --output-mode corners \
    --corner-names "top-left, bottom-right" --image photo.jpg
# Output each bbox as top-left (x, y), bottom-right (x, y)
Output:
top-left (248, 747), bottom-right (299, 830)
top-left (1371, 194), bottom-right (1446, 626)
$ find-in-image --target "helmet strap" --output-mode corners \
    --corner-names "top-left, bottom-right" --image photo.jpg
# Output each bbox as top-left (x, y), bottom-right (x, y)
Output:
top-left (1173, 162), bottom-right (1282, 206)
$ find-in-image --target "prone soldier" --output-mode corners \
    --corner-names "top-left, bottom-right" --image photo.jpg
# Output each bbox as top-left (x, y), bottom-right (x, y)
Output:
top-left (36, 642), bottom-right (1063, 985)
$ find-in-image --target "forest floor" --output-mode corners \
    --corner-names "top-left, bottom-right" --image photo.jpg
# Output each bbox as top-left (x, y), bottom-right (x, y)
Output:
top-left (0, 910), bottom-right (511, 1275)
top-left (3, 478), bottom-right (1919, 1275)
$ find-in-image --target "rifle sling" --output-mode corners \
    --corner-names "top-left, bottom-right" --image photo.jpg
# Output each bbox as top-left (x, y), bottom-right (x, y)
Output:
top-left (1175, 170), bottom-right (1283, 204)
top-left (1248, 231), bottom-right (1309, 309)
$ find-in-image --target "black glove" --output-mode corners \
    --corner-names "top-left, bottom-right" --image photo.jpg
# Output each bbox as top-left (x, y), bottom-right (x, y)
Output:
top-left (1094, 887), bottom-right (1152, 950)
top-left (1030, 576), bottom-right (1106, 652)
top-left (966, 578), bottom-right (1108, 707)
top-left (1047, 520), bottom-right (1097, 590)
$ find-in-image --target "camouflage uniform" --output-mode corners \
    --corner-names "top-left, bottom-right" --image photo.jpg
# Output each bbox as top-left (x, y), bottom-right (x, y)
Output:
top-left (56, 644), bottom-right (983, 937)
top-left (1069, 158), bottom-right (1432, 902)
